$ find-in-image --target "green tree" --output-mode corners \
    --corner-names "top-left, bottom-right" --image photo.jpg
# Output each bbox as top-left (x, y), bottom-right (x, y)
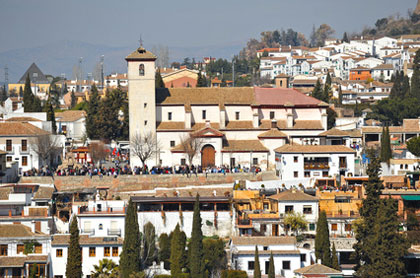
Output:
top-left (170, 223), bottom-right (187, 276)
top-left (203, 238), bottom-right (226, 277)
top-left (188, 195), bottom-right (205, 278)
top-left (197, 70), bottom-right (207, 87)
top-left (71, 91), bottom-right (77, 108)
top-left (120, 90), bottom-right (129, 140)
top-left (407, 213), bottom-right (420, 231)
top-left (66, 217), bottom-right (82, 278)
top-left (158, 233), bottom-right (171, 270)
top-left (331, 243), bottom-right (340, 271)
top-left (44, 94), bottom-right (57, 134)
top-left (407, 136), bottom-right (420, 157)
top-left (338, 86), bottom-right (343, 107)
top-left (23, 75), bottom-right (34, 112)
top-left (268, 252), bottom-right (275, 278)
top-left (410, 49), bottom-right (420, 100)
top-left (221, 270), bottom-right (248, 278)
top-left (380, 126), bottom-right (392, 163)
top-left (91, 258), bottom-right (119, 278)
top-left (97, 88), bottom-right (122, 140)
top-left (120, 200), bottom-right (141, 278)
top-left (284, 211), bottom-right (308, 236)
top-left (342, 32), bottom-right (350, 43)
top-left (142, 222), bottom-right (157, 268)
top-left (29, 263), bottom-right (38, 278)
top-left (156, 69), bottom-right (166, 88)
top-left (327, 107), bottom-right (337, 130)
top-left (402, 74), bottom-right (410, 97)
top-left (312, 79), bottom-right (323, 100)
top-left (315, 210), bottom-right (332, 267)
top-left (323, 73), bottom-right (332, 103)
top-left (86, 85), bottom-right (101, 139)
top-left (390, 71), bottom-right (402, 99)
top-left (253, 246), bottom-right (261, 278)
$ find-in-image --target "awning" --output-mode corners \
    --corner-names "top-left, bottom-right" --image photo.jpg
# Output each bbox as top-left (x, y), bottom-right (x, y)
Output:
top-left (402, 195), bottom-right (420, 201)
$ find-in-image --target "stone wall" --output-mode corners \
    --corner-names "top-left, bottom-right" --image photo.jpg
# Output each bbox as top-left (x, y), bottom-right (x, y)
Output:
top-left (20, 172), bottom-right (263, 194)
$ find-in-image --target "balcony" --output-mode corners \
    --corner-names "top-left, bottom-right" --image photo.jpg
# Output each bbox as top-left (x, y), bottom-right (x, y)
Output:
top-left (81, 228), bottom-right (95, 235)
top-left (304, 162), bottom-right (329, 170)
top-left (108, 228), bottom-right (121, 236)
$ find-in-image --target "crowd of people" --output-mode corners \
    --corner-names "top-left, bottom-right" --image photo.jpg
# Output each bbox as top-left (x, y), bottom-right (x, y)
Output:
top-left (22, 163), bottom-right (261, 177)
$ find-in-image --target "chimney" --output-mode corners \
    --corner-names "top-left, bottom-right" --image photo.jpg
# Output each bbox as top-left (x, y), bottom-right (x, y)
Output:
top-left (205, 120), bottom-right (211, 128)
top-left (287, 113), bottom-right (293, 128)
top-left (321, 112), bottom-right (328, 130)
top-left (185, 111), bottom-right (191, 129)
top-left (220, 110), bottom-right (226, 129)
top-left (253, 113), bottom-right (259, 128)
top-left (31, 220), bottom-right (36, 233)
top-left (317, 259), bottom-right (322, 264)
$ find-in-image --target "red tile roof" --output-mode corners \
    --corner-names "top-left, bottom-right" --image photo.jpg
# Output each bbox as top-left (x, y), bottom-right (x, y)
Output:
top-left (254, 87), bottom-right (325, 107)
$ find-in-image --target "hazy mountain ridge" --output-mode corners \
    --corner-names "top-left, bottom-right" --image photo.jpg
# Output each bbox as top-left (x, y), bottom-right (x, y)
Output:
top-left (0, 40), bottom-right (243, 82)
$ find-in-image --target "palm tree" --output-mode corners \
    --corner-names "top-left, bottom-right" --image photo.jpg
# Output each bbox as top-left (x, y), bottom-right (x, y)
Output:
top-left (91, 259), bottom-right (119, 278)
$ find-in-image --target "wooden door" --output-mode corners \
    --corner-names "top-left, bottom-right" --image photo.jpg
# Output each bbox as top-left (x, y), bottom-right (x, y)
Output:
top-left (35, 221), bottom-right (41, 233)
top-left (201, 145), bottom-right (215, 168)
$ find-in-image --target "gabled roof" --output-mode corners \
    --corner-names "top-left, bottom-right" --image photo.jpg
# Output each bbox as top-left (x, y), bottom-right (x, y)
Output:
top-left (269, 189), bottom-right (318, 202)
top-left (125, 46), bottom-right (157, 61)
top-left (294, 263), bottom-right (342, 275)
top-left (55, 110), bottom-right (86, 122)
top-left (0, 224), bottom-right (46, 238)
top-left (231, 236), bottom-right (296, 246)
top-left (319, 128), bottom-right (351, 137)
top-left (274, 144), bottom-right (355, 154)
top-left (192, 125), bottom-right (224, 138)
top-left (254, 87), bottom-right (326, 107)
top-left (0, 122), bottom-right (50, 136)
top-left (372, 64), bottom-right (394, 70)
top-left (18, 63), bottom-right (49, 84)
top-left (52, 234), bottom-right (123, 246)
top-left (222, 140), bottom-right (269, 152)
top-left (258, 129), bottom-right (287, 138)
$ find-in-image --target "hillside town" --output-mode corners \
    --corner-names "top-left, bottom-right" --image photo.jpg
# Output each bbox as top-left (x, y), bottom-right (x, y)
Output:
top-left (2, 1), bottom-right (420, 278)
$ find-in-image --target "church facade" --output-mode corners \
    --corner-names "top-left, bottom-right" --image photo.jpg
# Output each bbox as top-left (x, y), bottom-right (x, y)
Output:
top-left (126, 46), bottom-right (329, 170)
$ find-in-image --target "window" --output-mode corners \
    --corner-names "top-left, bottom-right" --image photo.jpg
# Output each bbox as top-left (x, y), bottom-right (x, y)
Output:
top-left (21, 140), bottom-right (27, 151)
top-left (17, 244), bottom-right (24, 254)
top-left (285, 205), bottom-right (294, 213)
top-left (6, 156), bottom-right (12, 162)
top-left (331, 223), bottom-right (338, 231)
top-left (112, 247), bottom-right (118, 257)
top-left (253, 158), bottom-right (258, 165)
top-left (270, 111), bottom-right (275, 119)
top-left (303, 206), bottom-right (312, 214)
top-left (99, 224), bottom-right (103, 230)
top-left (0, 245), bottom-right (7, 256)
top-left (139, 64), bottom-right (145, 76)
top-left (248, 261), bottom-right (255, 270)
top-left (309, 223), bottom-right (316, 231)
top-left (6, 140), bottom-right (11, 152)
top-left (300, 254), bottom-right (306, 263)
top-left (294, 171), bottom-right (298, 178)
top-left (282, 261), bottom-right (291, 270)
top-left (271, 121), bottom-right (277, 128)
top-left (170, 141), bottom-right (175, 147)
top-left (261, 224), bottom-right (267, 233)
top-left (202, 110), bottom-right (206, 120)
top-left (304, 171), bottom-right (310, 177)
top-left (34, 244), bottom-right (42, 254)
top-left (144, 103), bottom-right (147, 108)
top-left (89, 247), bottom-right (96, 257)
top-left (56, 249), bottom-right (63, 257)
top-left (345, 224), bottom-right (352, 231)
top-left (235, 111), bottom-right (240, 120)
top-left (322, 171), bottom-right (329, 177)
top-left (168, 112), bottom-right (172, 121)
top-left (181, 158), bottom-right (186, 165)
top-left (294, 156), bottom-right (298, 163)
top-left (263, 246), bottom-right (268, 251)
top-left (144, 120), bottom-right (148, 126)
top-left (22, 156), bottom-right (28, 166)
top-left (104, 247), bottom-right (110, 257)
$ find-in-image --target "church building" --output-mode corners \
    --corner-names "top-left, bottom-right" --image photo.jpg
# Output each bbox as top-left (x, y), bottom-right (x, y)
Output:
top-left (126, 46), bottom-right (329, 170)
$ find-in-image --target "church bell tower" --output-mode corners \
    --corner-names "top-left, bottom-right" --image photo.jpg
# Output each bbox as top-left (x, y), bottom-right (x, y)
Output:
top-left (125, 44), bottom-right (157, 167)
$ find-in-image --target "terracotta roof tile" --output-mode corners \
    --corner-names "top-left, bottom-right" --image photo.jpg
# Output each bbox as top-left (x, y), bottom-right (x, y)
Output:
top-left (33, 186), bottom-right (55, 200)
top-left (254, 87), bottom-right (324, 107)
top-left (5, 117), bottom-right (42, 122)
top-left (52, 235), bottom-right (123, 246)
top-left (56, 110), bottom-right (86, 122)
top-left (269, 189), bottom-right (318, 201)
top-left (222, 140), bottom-right (268, 152)
top-left (125, 47), bottom-right (157, 61)
top-left (319, 128), bottom-right (351, 137)
top-left (293, 120), bottom-right (324, 130)
top-left (0, 224), bottom-right (46, 238)
top-left (0, 187), bottom-right (12, 200)
top-left (294, 264), bottom-right (341, 275)
top-left (0, 255), bottom-right (48, 267)
top-left (157, 122), bottom-right (186, 130)
top-left (0, 122), bottom-right (50, 136)
top-left (258, 129), bottom-right (287, 138)
top-left (274, 144), bottom-right (355, 154)
top-left (224, 121), bottom-right (254, 129)
top-left (231, 236), bottom-right (296, 246)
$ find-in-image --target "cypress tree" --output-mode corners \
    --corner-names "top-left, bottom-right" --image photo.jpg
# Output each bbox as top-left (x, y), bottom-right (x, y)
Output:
top-left (97, 88), bottom-right (121, 140)
top-left (23, 74), bottom-right (34, 112)
top-left (158, 233), bottom-right (171, 270)
top-left (331, 243), bottom-right (340, 271)
top-left (19, 86), bottom-right (23, 97)
top-left (338, 86), bottom-right (343, 107)
top-left (120, 91), bottom-right (129, 140)
top-left (353, 149), bottom-right (383, 278)
top-left (254, 246), bottom-right (261, 278)
top-left (312, 79), bottom-right (323, 100)
top-left (44, 94), bottom-right (57, 134)
top-left (267, 252), bottom-right (275, 278)
top-left (342, 32), bottom-right (349, 43)
top-left (197, 70), bottom-right (207, 87)
top-left (315, 210), bottom-right (332, 267)
top-left (155, 69), bottom-right (165, 88)
top-left (390, 71), bottom-right (402, 99)
top-left (85, 85), bottom-right (101, 139)
top-left (170, 223), bottom-right (187, 276)
top-left (380, 126), bottom-right (392, 163)
top-left (142, 222), bottom-right (157, 269)
top-left (66, 217), bottom-right (82, 278)
top-left (402, 74), bottom-right (411, 97)
top-left (410, 48), bottom-right (420, 100)
top-left (188, 194), bottom-right (205, 278)
top-left (70, 91), bottom-right (77, 108)
top-left (120, 199), bottom-right (141, 278)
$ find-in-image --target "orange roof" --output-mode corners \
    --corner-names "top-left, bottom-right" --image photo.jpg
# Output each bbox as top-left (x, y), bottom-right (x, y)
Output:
top-left (0, 122), bottom-right (49, 136)
top-left (275, 144), bottom-right (355, 154)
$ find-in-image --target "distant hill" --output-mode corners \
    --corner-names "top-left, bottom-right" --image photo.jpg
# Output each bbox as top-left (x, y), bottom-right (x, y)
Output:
top-left (0, 40), bottom-right (243, 82)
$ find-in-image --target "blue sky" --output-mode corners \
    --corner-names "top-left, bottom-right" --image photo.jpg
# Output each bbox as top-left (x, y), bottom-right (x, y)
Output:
top-left (0, 0), bottom-right (417, 52)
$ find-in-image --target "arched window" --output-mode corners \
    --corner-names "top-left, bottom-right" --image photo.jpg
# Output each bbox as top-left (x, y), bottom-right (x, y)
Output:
top-left (139, 64), bottom-right (145, 76)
